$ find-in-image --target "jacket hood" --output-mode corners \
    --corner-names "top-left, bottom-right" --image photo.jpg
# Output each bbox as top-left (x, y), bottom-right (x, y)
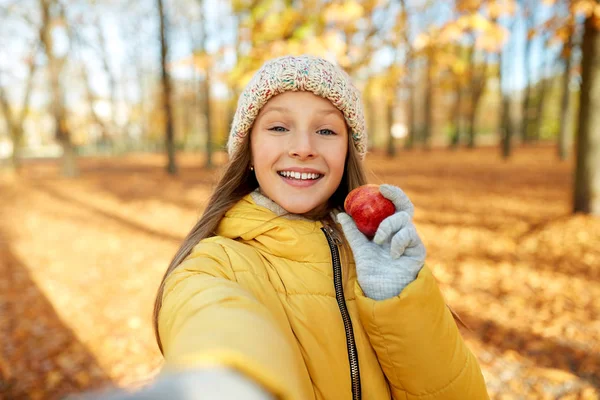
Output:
top-left (216, 193), bottom-right (332, 263)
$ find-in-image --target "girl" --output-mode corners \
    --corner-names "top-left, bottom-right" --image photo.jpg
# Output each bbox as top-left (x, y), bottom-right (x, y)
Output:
top-left (148, 55), bottom-right (489, 400)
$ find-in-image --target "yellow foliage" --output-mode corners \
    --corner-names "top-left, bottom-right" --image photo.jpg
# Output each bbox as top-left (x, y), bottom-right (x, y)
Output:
top-left (365, 74), bottom-right (395, 101)
top-left (488, 0), bottom-right (517, 18)
top-left (258, 8), bottom-right (302, 44)
top-left (468, 13), bottom-right (493, 32)
top-left (436, 52), bottom-right (459, 69)
top-left (324, 1), bottom-right (364, 25)
top-left (452, 59), bottom-right (468, 75)
top-left (303, 37), bottom-right (328, 56)
top-left (192, 52), bottom-right (211, 72)
top-left (361, 0), bottom-right (388, 13)
top-left (440, 24), bottom-right (464, 43)
top-left (413, 32), bottom-right (431, 50)
top-left (231, 0), bottom-right (248, 12)
top-left (483, 24), bottom-right (510, 52)
top-left (324, 31), bottom-right (347, 57)
top-left (476, 33), bottom-right (505, 52)
top-left (238, 70), bottom-right (257, 89)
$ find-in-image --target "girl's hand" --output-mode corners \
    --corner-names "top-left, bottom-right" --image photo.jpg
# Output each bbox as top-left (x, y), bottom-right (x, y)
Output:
top-left (87, 367), bottom-right (275, 400)
top-left (337, 184), bottom-right (426, 301)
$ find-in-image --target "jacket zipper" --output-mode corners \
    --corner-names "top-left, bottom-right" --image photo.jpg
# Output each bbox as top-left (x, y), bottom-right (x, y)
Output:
top-left (322, 225), bottom-right (361, 400)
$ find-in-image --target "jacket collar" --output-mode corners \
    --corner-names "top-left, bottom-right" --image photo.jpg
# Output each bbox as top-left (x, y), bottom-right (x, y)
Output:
top-left (216, 191), bottom-right (333, 263)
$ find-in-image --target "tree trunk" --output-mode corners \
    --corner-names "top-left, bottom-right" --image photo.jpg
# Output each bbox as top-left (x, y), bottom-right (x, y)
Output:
top-left (449, 45), bottom-right (463, 149)
top-left (60, 137), bottom-right (78, 177)
top-left (10, 128), bottom-right (23, 170)
top-left (467, 80), bottom-right (486, 149)
top-left (466, 102), bottom-right (477, 148)
top-left (449, 86), bottom-right (462, 149)
top-left (533, 81), bottom-right (548, 143)
top-left (0, 85), bottom-right (19, 171)
top-left (521, 87), bottom-right (532, 143)
top-left (0, 43), bottom-right (37, 172)
top-left (39, 0), bottom-right (78, 177)
top-left (96, 16), bottom-right (118, 149)
top-left (386, 99), bottom-right (395, 157)
top-left (501, 93), bottom-right (512, 159)
top-left (465, 42), bottom-right (488, 149)
top-left (533, 44), bottom-right (553, 142)
top-left (133, 52), bottom-right (148, 143)
top-left (404, 62), bottom-right (416, 150)
top-left (81, 64), bottom-right (109, 148)
top-left (558, 33), bottom-right (573, 161)
top-left (521, 11), bottom-right (534, 144)
top-left (423, 52), bottom-right (433, 150)
top-left (204, 68), bottom-right (214, 168)
top-left (499, 42), bottom-right (512, 159)
top-left (573, 16), bottom-right (600, 215)
top-left (157, 0), bottom-right (177, 175)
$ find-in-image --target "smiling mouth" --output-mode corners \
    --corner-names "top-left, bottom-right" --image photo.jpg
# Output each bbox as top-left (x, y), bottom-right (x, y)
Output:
top-left (277, 171), bottom-right (323, 180)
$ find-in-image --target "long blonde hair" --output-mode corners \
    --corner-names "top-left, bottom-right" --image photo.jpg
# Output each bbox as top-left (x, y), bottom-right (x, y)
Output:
top-left (152, 132), bottom-right (368, 353)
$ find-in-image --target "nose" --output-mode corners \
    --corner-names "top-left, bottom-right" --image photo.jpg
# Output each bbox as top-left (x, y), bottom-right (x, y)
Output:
top-left (288, 131), bottom-right (316, 160)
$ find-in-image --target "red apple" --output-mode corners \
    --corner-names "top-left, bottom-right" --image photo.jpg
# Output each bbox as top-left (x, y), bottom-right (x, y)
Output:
top-left (344, 184), bottom-right (395, 238)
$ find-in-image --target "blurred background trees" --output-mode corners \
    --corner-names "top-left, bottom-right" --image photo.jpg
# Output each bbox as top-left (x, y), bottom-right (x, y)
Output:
top-left (0, 0), bottom-right (599, 213)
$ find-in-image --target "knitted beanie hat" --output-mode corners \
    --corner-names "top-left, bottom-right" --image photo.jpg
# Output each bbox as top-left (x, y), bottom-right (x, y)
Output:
top-left (227, 55), bottom-right (367, 160)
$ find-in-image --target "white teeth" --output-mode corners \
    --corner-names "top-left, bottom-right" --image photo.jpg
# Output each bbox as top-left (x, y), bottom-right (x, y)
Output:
top-left (279, 171), bottom-right (322, 180)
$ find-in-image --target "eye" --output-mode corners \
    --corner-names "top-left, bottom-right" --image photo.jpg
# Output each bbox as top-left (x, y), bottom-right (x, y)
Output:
top-left (268, 126), bottom-right (288, 132)
top-left (317, 128), bottom-right (337, 136)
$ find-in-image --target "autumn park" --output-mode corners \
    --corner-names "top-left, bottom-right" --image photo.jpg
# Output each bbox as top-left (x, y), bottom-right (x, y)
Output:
top-left (1, 0), bottom-right (599, 399)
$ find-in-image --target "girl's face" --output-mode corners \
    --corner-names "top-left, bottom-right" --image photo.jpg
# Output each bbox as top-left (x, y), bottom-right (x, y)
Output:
top-left (250, 91), bottom-right (348, 214)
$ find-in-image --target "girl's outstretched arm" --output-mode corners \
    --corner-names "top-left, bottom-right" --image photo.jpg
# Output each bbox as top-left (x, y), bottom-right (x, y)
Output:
top-left (157, 241), bottom-right (307, 400)
top-left (88, 367), bottom-right (274, 400)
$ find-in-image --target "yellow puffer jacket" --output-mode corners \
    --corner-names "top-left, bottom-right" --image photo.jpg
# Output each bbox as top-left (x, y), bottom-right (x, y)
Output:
top-left (158, 194), bottom-right (489, 400)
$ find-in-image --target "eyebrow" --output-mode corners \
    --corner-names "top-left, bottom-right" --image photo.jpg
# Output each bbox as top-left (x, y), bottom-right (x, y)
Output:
top-left (260, 106), bottom-right (289, 116)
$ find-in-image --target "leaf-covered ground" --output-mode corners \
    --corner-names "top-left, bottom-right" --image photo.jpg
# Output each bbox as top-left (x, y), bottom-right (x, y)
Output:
top-left (0, 145), bottom-right (598, 399)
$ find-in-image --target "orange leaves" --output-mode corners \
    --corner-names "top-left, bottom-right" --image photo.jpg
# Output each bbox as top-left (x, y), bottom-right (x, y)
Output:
top-left (573, 0), bottom-right (597, 17)
top-left (456, 0), bottom-right (483, 14)
top-left (1, 148), bottom-right (600, 398)
top-left (550, 24), bottom-right (574, 47)
top-left (572, 0), bottom-right (600, 29)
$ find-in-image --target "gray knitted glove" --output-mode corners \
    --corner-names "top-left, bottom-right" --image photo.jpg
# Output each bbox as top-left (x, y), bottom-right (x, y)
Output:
top-left (337, 184), bottom-right (426, 301)
top-left (82, 367), bottom-right (275, 400)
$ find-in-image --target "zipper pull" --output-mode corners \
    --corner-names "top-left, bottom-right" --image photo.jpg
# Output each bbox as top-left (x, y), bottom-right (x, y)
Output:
top-left (324, 224), bottom-right (343, 245)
